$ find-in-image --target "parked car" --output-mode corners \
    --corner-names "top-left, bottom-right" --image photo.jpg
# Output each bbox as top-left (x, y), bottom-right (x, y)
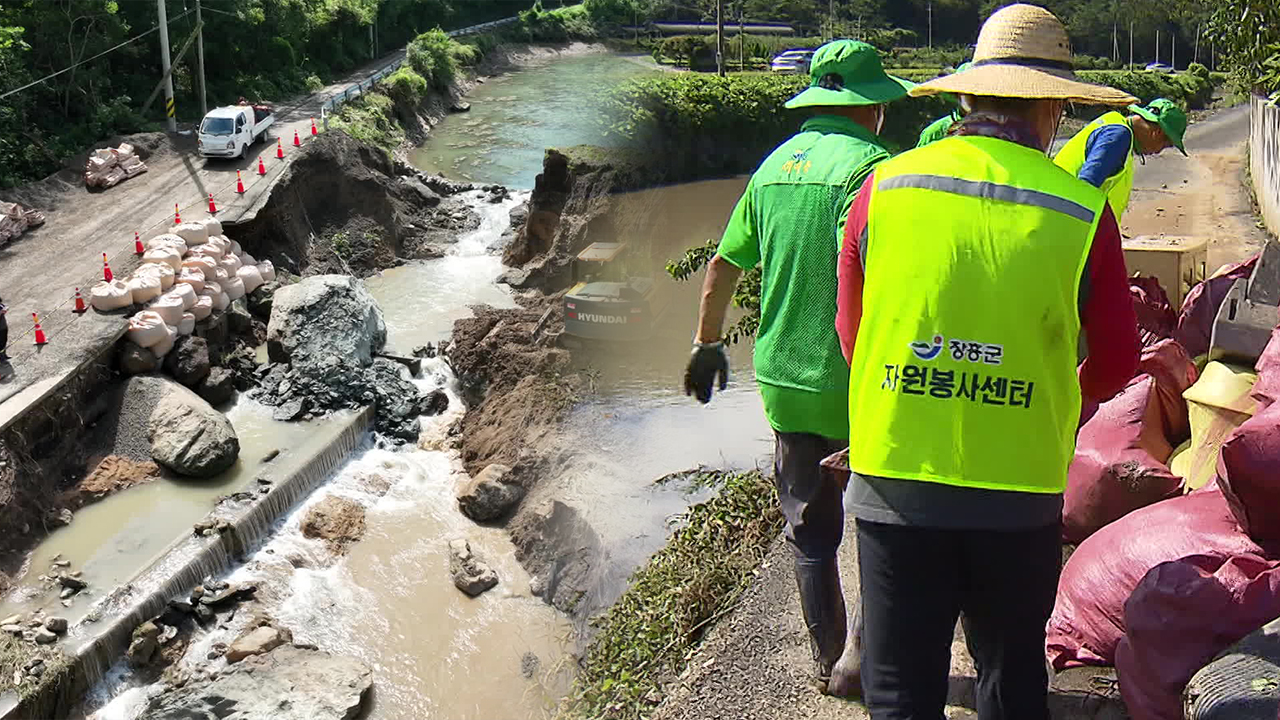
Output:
top-left (771, 49), bottom-right (815, 74)
top-left (1145, 62), bottom-right (1175, 74)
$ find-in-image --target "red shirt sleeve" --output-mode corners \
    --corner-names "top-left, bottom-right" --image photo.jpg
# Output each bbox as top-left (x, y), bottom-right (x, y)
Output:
top-left (1078, 205), bottom-right (1141, 401)
top-left (836, 173), bottom-right (875, 365)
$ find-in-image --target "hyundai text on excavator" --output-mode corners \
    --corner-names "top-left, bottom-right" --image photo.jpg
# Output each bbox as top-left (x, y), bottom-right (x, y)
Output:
top-left (562, 242), bottom-right (668, 342)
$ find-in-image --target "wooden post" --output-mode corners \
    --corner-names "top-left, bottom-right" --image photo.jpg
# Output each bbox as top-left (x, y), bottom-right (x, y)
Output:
top-left (716, 0), bottom-right (726, 77)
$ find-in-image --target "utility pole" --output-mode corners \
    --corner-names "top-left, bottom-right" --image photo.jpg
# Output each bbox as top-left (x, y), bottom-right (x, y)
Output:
top-left (1129, 20), bottom-right (1134, 69)
top-left (157, 0), bottom-right (176, 132)
top-left (1194, 24), bottom-right (1200, 65)
top-left (1171, 32), bottom-right (1175, 70)
top-left (1155, 29), bottom-right (1159, 65)
top-left (1112, 21), bottom-right (1118, 64)
top-left (715, 0), bottom-right (725, 77)
top-left (928, 2), bottom-right (933, 49)
top-left (195, 0), bottom-right (206, 117)
top-left (739, 3), bottom-right (745, 72)
top-left (829, 0), bottom-right (835, 41)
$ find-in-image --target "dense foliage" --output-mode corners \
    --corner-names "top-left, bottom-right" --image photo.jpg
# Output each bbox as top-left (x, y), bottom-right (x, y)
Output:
top-left (1206, 0), bottom-right (1280, 94)
top-left (0, 0), bottom-right (534, 188)
top-left (558, 469), bottom-right (783, 719)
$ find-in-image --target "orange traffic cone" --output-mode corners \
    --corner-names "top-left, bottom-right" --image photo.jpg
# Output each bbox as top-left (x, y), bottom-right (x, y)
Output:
top-left (102, 253), bottom-right (113, 282)
top-left (236, 170), bottom-right (245, 194)
top-left (174, 203), bottom-right (181, 225)
top-left (32, 314), bottom-right (46, 346)
top-left (134, 231), bottom-right (144, 255)
top-left (73, 288), bottom-right (87, 314)
top-left (293, 129), bottom-right (301, 147)
top-left (257, 156), bottom-right (267, 176)
top-left (276, 139), bottom-right (285, 159)
top-left (207, 193), bottom-right (218, 214)
top-left (310, 118), bottom-right (318, 136)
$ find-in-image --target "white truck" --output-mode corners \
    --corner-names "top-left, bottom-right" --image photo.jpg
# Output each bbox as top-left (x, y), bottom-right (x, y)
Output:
top-left (197, 103), bottom-right (275, 159)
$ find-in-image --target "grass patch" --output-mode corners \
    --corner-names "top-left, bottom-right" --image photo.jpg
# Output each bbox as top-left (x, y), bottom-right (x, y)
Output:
top-left (330, 92), bottom-right (403, 158)
top-left (557, 469), bottom-right (782, 719)
top-left (0, 633), bottom-right (71, 702)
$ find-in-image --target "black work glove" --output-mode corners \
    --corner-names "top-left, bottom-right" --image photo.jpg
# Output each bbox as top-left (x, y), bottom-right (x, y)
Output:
top-left (685, 341), bottom-right (729, 404)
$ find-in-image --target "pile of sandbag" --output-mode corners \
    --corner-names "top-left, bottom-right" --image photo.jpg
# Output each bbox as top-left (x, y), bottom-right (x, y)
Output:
top-left (83, 143), bottom-right (148, 189)
top-left (1062, 339), bottom-right (1197, 543)
top-left (1130, 275), bottom-right (1177, 347)
top-left (1176, 254), bottom-right (1260, 360)
top-left (0, 200), bottom-right (46, 244)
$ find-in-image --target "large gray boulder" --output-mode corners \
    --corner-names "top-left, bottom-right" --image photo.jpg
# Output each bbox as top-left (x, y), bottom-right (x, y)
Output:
top-left (144, 645), bottom-right (372, 720)
top-left (449, 539), bottom-right (498, 597)
top-left (163, 336), bottom-right (211, 388)
top-left (457, 464), bottom-right (524, 522)
top-left (266, 275), bottom-right (386, 370)
top-left (126, 375), bottom-right (239, 478)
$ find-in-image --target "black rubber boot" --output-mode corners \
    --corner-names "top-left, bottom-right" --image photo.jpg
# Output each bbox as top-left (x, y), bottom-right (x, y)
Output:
top-left (795, 557), bottom-right (848, 684)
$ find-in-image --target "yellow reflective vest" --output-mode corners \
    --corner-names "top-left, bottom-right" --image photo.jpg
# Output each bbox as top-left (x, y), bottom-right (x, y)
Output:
top-left (848, 136), bottom-right (1107, 494)
top-left (1054, 111), bottom-right (1135, 220)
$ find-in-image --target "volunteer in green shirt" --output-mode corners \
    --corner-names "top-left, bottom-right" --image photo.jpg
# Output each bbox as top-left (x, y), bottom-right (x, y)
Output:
top-left (683, 38), bottom-right (911, 698)
top-left (916, 61), bottom-right (972, 147)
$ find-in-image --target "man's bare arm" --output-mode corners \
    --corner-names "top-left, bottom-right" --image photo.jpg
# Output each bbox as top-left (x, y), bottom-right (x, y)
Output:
top-left (695, 255), bottom-right (744, 344)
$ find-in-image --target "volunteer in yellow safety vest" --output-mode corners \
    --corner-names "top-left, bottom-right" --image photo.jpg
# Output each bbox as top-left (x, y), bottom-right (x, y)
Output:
top-left (834, 5), bottom-right (1142, 718)
top-left (1053, 97), bottom-right (1188, 220)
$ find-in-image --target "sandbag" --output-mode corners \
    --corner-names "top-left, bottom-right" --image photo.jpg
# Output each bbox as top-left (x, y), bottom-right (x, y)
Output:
top-left (238, 251), bottom-right (257, 267)
top-left (189, 292), bottom-right (212, 319)
top-left (213, 266), bottom-right (229, 284)
top-left (200, 217), bottom-right (222, 237)
top-left (146, 233), bottom-right (188, 254)
top-left (1131, 275), bottom-right (1177, 347)
top-left (1252, 328), bottom-right (1280, 412)
top-left (228, 239), bottom-right (242, 257)
top-left (257, 260), bottom-right (276, 282)
top-left (191, 293), bottom-right (213, 320)
top-left (1180, 362), bottom-right (1260, 491)
top-left (183, 253), bottom-right (217, 272)
top-left (125, 272), bottom-right (162, 304)
top-left (175, 267), bottom-right (206, 294)
top-left (209, 234), bottom-right (232, 253)
top-left (1047, 489), bottom-right (1266, 670)
top-left (126, 311), bottom-right (167, 348)
top-left (200, 287), bottom-right (229, 312)
top-left (187, 242), bottom-right (224, 260)
top-left (177, 312), bottom-right (195, 336)
top-left (1063, 340), bottom-right (1197, 543)
top-left (1177, 254), bottom-right (1260, 359)
top-left (168, 283), bottom-right (197, 311)
top-left (137, 261), bottom-right (176, 291)
top-left (221, 274), bottom-right (246, 301)
top-left (142, 247), bottom-right (182, 272)
top-left (151, 324), bottom-right (176, 358)
top-left (1183, 616), bottom-right (1280, 720)
top-left (219, 253), bottom-right (242, 274)
top-left (173, 221), bottom-right (208, 246)
top-left (1218, 402), bottom-right (1280, 542)
top-left (147, 293), bottom-right (184, 326)
top-left (90, 279), bottom-right (132, 311)
top-left (236, 264), bottom-right (263, 294)
top-left (1116, 554), bottom-right (1280, 720)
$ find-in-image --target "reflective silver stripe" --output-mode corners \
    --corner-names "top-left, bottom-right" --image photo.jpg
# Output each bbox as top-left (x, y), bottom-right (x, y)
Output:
top-left (878, 173), bottom-right (1097, 224)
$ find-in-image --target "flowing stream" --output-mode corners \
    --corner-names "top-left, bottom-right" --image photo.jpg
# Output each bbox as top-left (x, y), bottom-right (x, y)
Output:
top-left (75, 50), bottom-right (773, 717)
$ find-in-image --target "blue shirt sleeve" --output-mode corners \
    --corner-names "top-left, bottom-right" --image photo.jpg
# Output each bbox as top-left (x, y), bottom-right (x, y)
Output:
top-left (1077, 124), bottom-right (1133, 188)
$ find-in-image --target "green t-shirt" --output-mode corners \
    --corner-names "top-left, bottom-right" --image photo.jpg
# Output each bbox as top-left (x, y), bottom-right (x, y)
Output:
top-left (917, 110), bottom-right (962, 148)
top-left (716, 115), bottom-right (889, 440)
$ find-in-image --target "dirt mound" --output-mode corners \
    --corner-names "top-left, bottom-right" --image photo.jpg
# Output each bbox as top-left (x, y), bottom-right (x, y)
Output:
top-left (230, 132), bottom-right (482, 278)
top-left (74, 455), bottom-right (161, 503)
top-left (301, 496), bottom-right (366, 553)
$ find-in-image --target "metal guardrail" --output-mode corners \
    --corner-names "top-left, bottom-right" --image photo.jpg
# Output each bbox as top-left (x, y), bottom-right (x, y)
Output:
top-left (320, 15), bottom-right (521, 128)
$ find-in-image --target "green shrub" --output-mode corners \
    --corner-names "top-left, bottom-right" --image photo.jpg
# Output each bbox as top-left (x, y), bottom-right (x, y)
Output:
top-left (381, 67), bottom-right (429, 106)
top-left (406, 28), bottom-right (457, 90)
top-left (1073, 54), bottom-right (1121, 70)
top-left (304, 74), bottom-right (324, 93)
top-left (514, 1), bottom-right (599, 42)
top-left (1077, 70), bottom-right (1213, 110)
top-left (332, 92), bottom-right (401, 156)
top-left (887, 45), bottom-right (969, 69)
top-left (1188, 62), bottom-right (1211, 81)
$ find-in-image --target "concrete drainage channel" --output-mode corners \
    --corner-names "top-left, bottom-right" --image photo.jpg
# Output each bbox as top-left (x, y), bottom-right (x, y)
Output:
top-left (0, 406), bottom-right (374, 719)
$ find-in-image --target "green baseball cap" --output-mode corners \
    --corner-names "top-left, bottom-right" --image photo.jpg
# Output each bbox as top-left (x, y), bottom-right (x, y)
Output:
top-left (940, 61), bottom-right (973, 105)
top-left (1130, 98), bottom-right (1188, 156)
top-left (785, 39), bottom-right (915, 109)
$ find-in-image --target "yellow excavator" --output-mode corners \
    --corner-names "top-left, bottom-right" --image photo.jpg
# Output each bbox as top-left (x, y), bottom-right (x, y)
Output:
top-left (562, 242), bottom-right (667, 342)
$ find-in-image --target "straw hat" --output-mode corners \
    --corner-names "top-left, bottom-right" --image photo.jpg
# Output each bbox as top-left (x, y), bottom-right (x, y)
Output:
top-left (910, 4), bottom-right (1137, 105)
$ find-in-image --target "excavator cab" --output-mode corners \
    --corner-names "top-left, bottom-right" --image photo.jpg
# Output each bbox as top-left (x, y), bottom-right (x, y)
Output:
top-left (563, 242), bottom-right (665, 341)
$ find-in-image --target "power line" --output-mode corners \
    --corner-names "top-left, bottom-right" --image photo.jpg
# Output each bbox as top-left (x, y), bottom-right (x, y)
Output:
top-left (0, 8), bottom-right (194, 101)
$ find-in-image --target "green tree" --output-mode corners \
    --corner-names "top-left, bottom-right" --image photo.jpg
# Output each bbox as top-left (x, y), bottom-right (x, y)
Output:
top-left (1207, 0), bottom-right (1280, 92)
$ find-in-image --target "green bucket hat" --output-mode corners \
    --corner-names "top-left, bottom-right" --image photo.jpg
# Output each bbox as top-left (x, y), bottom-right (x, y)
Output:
top-left (785, 39), bottom-right (914, 109)
top-left (940, 61), bottom-right (973, 105)
top-left (1130, 98), bottom-right (1188, 156)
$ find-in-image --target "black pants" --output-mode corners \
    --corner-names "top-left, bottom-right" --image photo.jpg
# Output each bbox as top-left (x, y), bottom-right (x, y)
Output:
top-left (857, 519), bottom-right (1061, 720)
top-left (0, 315), bottom-right (9, 358)
top-left (773, 431), bottom-right (848, 561)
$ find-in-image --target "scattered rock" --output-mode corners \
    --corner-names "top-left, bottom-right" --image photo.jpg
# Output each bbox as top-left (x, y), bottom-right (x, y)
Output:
top-left (1, 614), bottom-right (21, 626)
top-left (119, 340), bottom-right (159, 375)
top-left (247, 282), bottom-right (279, 319)
top-left (27, 662), bottom-right (44, 678)
top-left (448, 538), bottom-right (499, 597)
top-left (419, 389), bottom-right (449, 416)
top-left (225, 625), bottom-right (285, 663)
top-left (194, 605), bottom-right (214, 624)
top-left (163, 336), bottom-right (212, 388)
top-left (226, 298), bottom-right (254, 335)
top-left (450, 101), bottom-right (471, 113)
top-left (44, 617), bottom-right (67, 634)
top-left (81, 455), bottom-right (161, 500)
top-left (398, 176), bottom-right (443, 208)
top-left (45, 508), bottom-right (73, 527)
top-left (2, 625), bottom-right (22, 635)
top-left (33, 628), bottom-right (56, 645)
top-left (521, 651), bottom-right (540, 679)
top-left (157, 623), bottom-right (179, 645)
top-left (260, 449), bottom-right (280, 463)
top-left (127, 621), bottom-right (160, 667)
top-left (128, 375), bottom-right (240, 478)
top-left (57, 574), bottom-right (86, 591)
top-left (196, 366), bottom-right (236, 407)
top-left (59, 587), bottom-right (76, 600)
top-left (142, 645), bottom-right (373, 720)
top-left (301, 496), bottom-right (366, 551)
top-left (457, 464), bottom-right (524, 522)
top-left (51, 560), bottom-right (70, 569)
top-left (272, 397), bottom-right (309, 421)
